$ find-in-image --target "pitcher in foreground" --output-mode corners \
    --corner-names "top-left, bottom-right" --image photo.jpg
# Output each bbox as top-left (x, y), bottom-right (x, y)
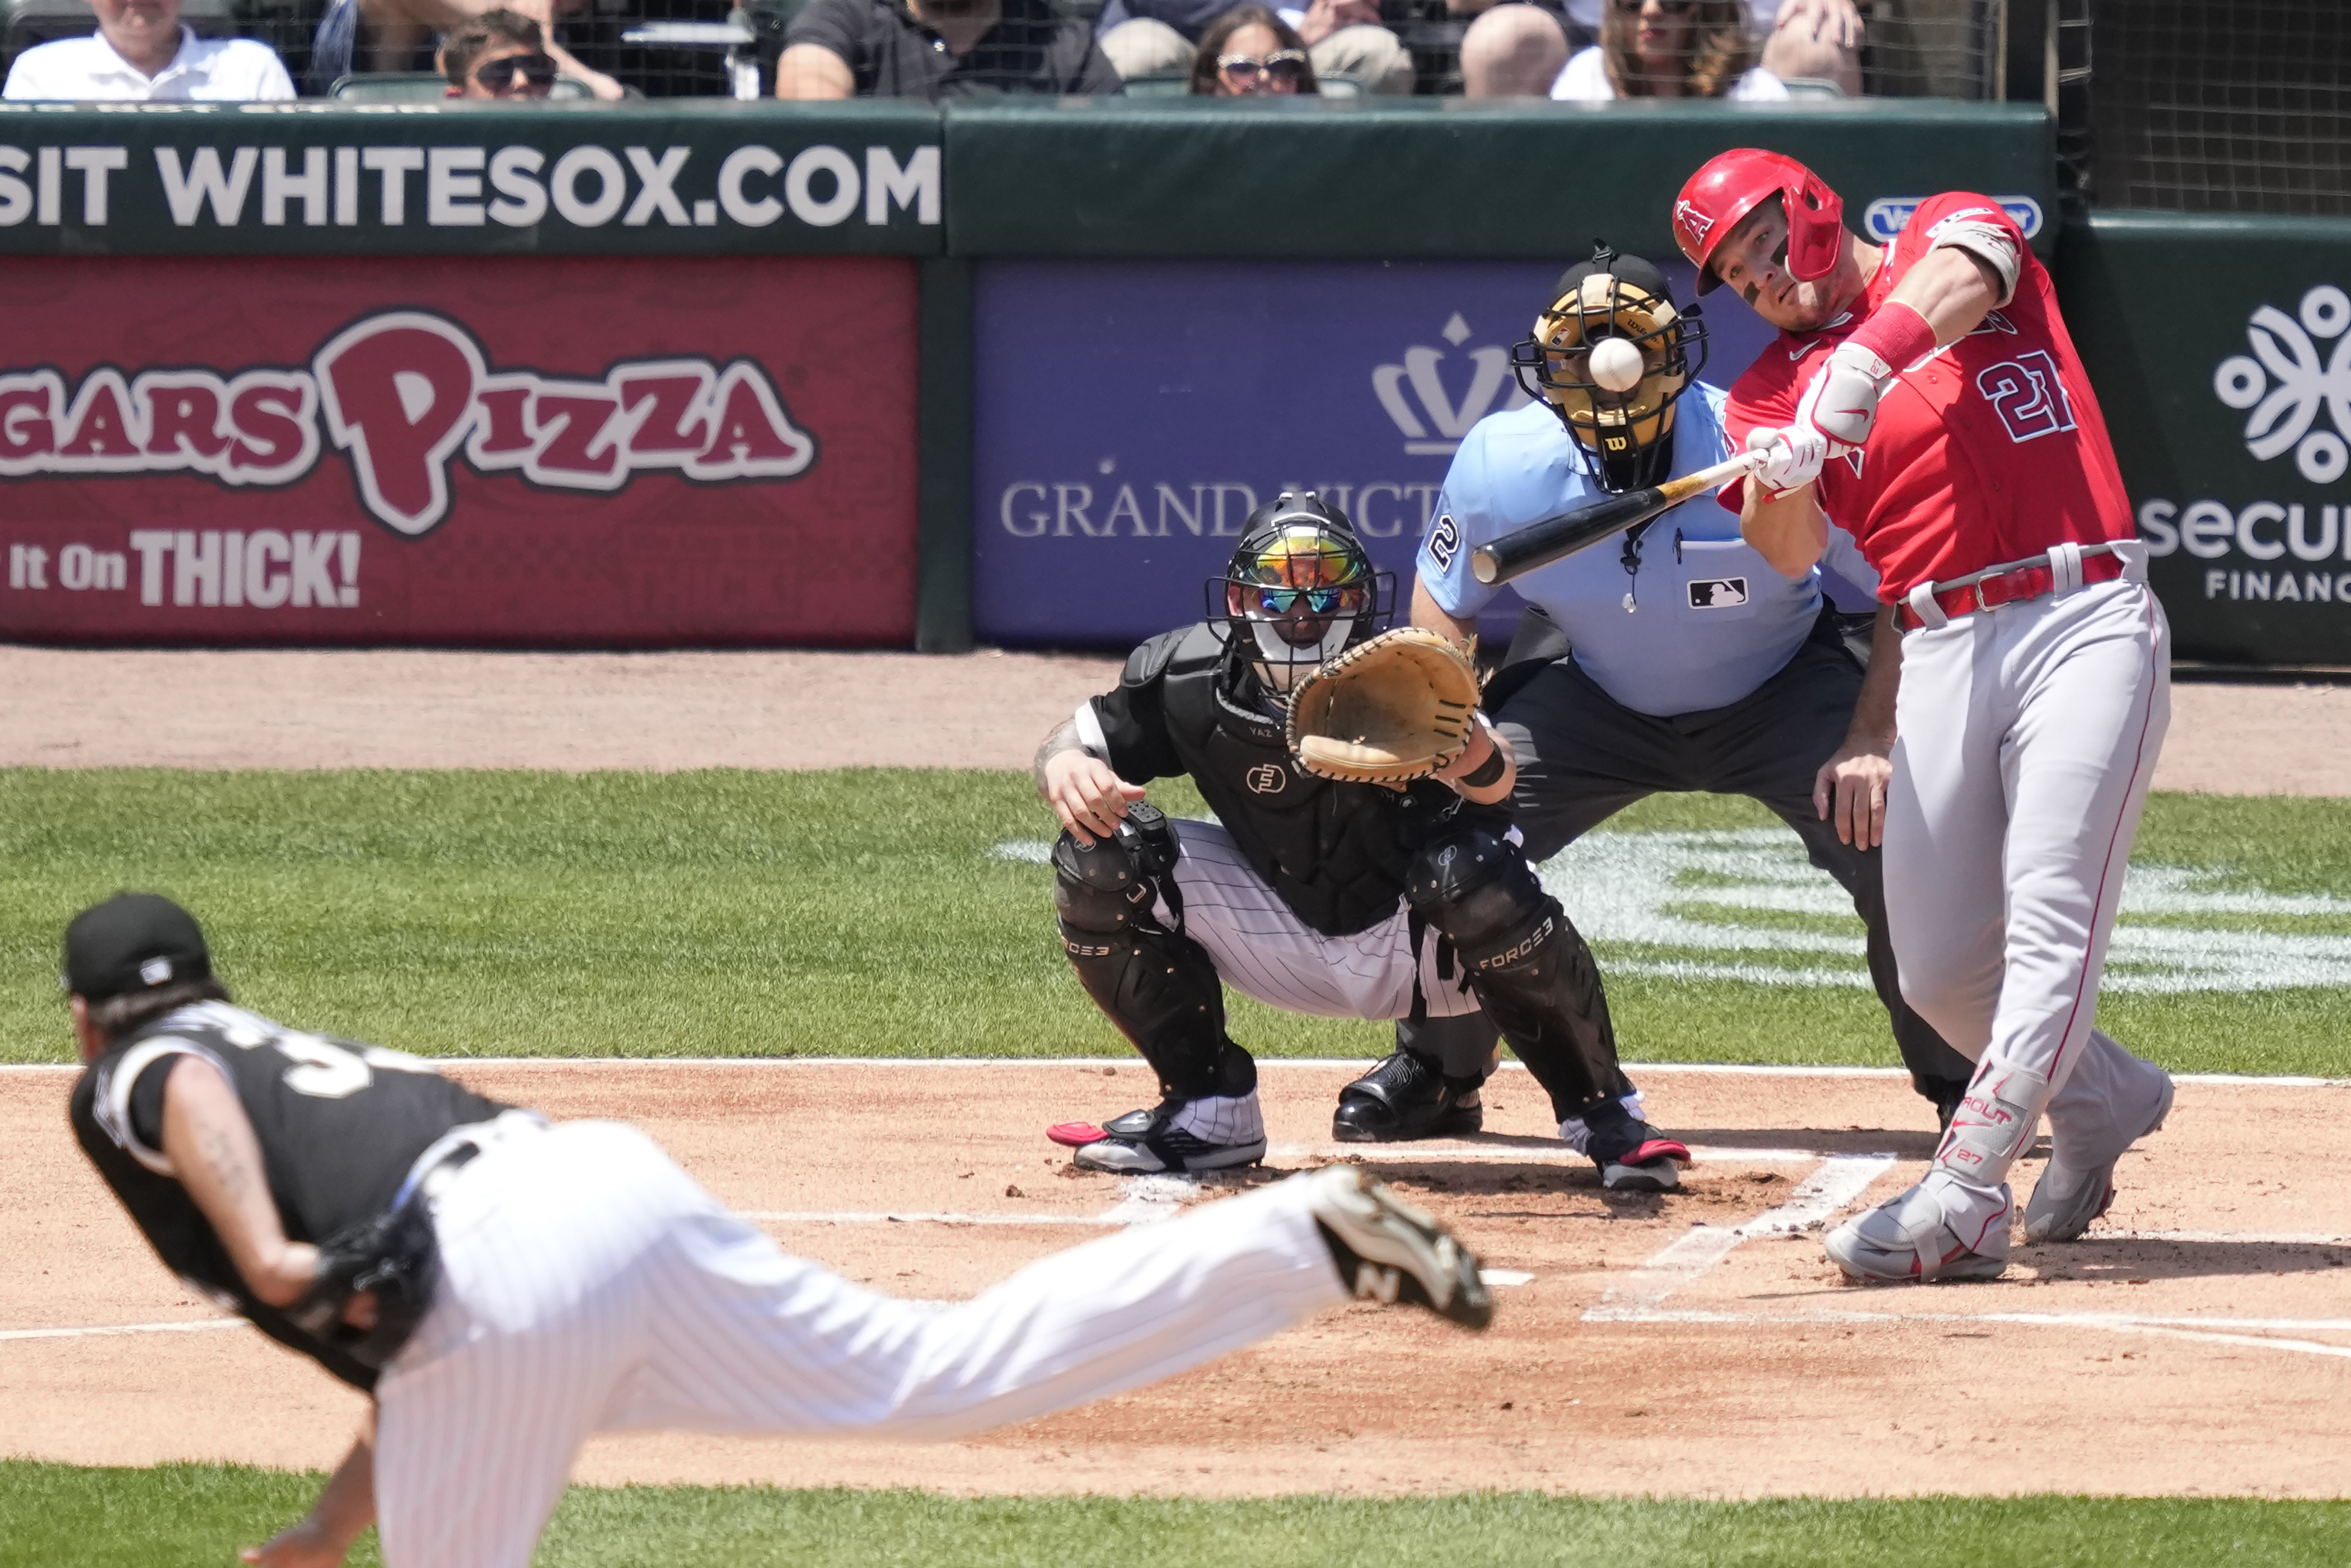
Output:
top-left (62, 893), bottom-right (1490, 1568)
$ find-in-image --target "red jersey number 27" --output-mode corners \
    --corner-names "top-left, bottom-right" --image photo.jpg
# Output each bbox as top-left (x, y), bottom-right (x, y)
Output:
top-left (1975, 349), bottom-right (2077, 444)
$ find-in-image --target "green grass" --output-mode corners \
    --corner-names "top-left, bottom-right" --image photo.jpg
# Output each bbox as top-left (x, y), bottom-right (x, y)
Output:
top-left (1, 769), bottom-right (2348, 1075)
top-left (5, 1462), bottom-right (2350, 1568)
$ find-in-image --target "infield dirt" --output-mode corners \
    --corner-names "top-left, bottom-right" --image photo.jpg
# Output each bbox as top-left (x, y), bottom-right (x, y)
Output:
top-left (6, 1059), bottom-right (2349, 1500)
top-left (1, 646), bottom-right (2346, 792)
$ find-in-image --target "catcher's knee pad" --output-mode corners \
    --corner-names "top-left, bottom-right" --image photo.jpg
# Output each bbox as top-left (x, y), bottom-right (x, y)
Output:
top-left (1053, 826), bottom-right (1235, 1098)
top-left (1406, 827), bottom-right (1627, 1119)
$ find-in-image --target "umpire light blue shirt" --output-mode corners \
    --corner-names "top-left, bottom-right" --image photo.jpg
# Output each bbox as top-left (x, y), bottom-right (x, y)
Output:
top-left (1418, 383), bottom-right (1873, 718)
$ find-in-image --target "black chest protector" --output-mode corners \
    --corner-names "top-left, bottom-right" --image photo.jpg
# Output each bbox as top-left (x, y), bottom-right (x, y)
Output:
top-left (1154, 624), bottom-right (1464, 938)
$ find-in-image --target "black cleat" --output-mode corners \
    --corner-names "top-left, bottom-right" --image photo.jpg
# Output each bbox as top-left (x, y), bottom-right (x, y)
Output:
top-left (1580, 1099), bottom-right (1691, 1193)
top-left (1332, 1051), bottom-right (1484, 1143)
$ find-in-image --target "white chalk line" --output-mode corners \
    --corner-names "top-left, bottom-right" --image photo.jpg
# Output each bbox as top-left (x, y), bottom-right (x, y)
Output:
top-left (1583, 1154), bottom-right (1897, 1322)
top-left (1, 1057), bottom-right (2343, 1088)
top-left (1268, 1142), bottom-right (1825, 1164)
top-left (0, 1318), bottom-right (248, 1344)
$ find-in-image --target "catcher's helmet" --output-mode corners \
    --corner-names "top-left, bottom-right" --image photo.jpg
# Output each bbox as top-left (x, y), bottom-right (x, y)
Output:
top-left (1672, 148), bottom-right (1844, 295)
top-left (1510, 245), bottom-right (1707, 494)
top-left (1208, 493), bottom-right (1394, 695)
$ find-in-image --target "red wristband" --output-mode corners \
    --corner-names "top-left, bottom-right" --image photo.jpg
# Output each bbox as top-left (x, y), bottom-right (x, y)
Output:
top-left (1845, 300), bottom-right (1938, 372)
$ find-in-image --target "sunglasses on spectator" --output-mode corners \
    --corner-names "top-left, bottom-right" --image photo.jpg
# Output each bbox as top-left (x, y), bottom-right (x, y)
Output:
top-left (1610, 0), bottom-right (1698, 11)
top-left (474, 52), bottom-right (559, 92)
top-left (1217, 50), bottom-right (1308, 85)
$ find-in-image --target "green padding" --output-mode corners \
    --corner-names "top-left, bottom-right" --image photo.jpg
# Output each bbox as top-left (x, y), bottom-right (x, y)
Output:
top-left (942, 98), bottom-right (2055, 259)
top-left (0, 100), bottom-right (943, 256)
top-left (2056, 210), bottom-right (2351, 668)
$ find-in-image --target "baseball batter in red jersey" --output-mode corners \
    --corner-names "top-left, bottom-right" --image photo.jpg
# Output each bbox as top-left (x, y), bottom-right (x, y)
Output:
top-left (1671, 149), bottom-right (2176, 1283)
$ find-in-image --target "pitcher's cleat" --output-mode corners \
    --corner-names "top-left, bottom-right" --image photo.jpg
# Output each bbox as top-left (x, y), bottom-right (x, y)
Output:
top-left (1305, 1166), bottom-right (1492, 1330)
top-left (2024, 1073), bottom-right (2175, 1244)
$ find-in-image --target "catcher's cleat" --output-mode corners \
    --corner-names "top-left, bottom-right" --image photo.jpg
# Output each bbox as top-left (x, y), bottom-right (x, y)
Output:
top-left (1332, 1051), bottom-right (1484, 1143)
top-left (1057, 1092), bottom-right (1266, 1174)
top-left (1577, 1098), bottom-right (1690, 1193)
top-left (1305, 1166), bottom-right (1492, 1330)
top-left (1823, 1173), bottom-right (2010, 1283)
top-left (2023, 1071), bottom-right (2175, 1244)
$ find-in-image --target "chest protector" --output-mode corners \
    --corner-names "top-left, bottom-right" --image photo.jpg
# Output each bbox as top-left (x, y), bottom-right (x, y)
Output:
top-left (1155, 624), bottom-right (1461, 938)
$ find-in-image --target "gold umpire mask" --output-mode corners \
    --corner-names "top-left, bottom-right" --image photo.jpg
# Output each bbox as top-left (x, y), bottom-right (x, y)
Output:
top-left (1510, 245), bottom-right (1708, 495)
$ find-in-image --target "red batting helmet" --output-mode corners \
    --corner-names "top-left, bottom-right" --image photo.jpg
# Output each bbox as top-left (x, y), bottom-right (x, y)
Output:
top-left (1672, 149), bottom-right (1844, 295)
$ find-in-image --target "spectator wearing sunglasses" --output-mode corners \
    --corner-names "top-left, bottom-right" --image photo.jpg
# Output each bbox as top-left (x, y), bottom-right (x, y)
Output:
top-left (1187, 4), bottom-right (1313, 93)
top-left (4, 0), bottom-right (293, 100)
top-left (1099, 0), bottom-right (1410, 95)
top-left (433, 7), bottom-right (624, 99)
top-left (778, 0), bottom-right (1121, 99)
top-left (1549, 0), bottom-right (1786, 100)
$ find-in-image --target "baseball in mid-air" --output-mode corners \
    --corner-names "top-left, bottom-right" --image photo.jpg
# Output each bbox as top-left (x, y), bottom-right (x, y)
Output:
top-left (1587, 335), bottom-right (1645, 393)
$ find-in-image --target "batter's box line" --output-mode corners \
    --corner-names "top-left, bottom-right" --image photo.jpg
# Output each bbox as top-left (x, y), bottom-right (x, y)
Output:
top-left (1582, 1154), bottom-right (1897, 1322)
top-left (1599, 1305), bottom-right (2351, 1363)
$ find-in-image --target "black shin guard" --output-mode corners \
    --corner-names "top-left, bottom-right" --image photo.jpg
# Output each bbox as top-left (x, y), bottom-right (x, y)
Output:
top-left (1405, 828), bottom-right (1631, 1124)
top-left (1053, 824), bottom-right (1243, 1099)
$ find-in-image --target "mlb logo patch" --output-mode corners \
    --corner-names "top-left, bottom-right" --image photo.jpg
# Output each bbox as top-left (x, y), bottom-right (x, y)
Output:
top-left (1688, 578), bottom-right (1749, 609)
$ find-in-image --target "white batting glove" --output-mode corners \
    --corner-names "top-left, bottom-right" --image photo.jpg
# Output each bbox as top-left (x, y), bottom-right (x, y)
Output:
top-left (1793, 340), bottom-right (1898, 452)
top-left (1744, 423), bottom-right (1825, 495)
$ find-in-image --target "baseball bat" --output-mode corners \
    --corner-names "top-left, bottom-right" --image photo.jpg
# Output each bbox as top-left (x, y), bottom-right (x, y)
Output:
top-left (1469, 450), bottom-right (1765, 587)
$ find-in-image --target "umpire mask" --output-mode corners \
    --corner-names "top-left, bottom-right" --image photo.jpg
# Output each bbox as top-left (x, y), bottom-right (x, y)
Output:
top-left (1510, 244), bottom-right (1709, 495)
top-left (1207, 493), bottom-right (1393, 696)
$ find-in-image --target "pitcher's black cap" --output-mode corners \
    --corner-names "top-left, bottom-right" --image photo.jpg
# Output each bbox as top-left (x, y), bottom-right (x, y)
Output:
top-left (63, 893), bottom-right (212, 1003)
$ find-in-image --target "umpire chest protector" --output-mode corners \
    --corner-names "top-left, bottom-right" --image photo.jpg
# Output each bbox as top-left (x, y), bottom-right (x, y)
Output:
top-left (1146, 624), bottom-right (1459, 938)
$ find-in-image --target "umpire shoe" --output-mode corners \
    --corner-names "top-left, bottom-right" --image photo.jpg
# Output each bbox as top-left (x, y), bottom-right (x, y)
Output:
top-left (1576, 1098), bottom-right (1691, 1193)
top-left (2023, 1071), bottom-right (2175, 1244)
top-left (1305, 1166), bottom-right (1492, 1330)
top-left (1333, 1051), bottom-right (1484, 1143)
top-left (1067, 1092), bottom-right (1267, 1174)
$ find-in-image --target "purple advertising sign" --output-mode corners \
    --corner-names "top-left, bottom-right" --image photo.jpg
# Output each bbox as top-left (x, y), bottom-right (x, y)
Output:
top-left (972, 259), bottom-right (1775, 648)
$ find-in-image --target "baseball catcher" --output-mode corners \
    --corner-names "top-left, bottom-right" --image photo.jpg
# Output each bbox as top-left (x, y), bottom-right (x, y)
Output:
top-left (67, 893), bottom-right (1492, 1568)
top-left (1034, 492), bottom-right (1688, 1191)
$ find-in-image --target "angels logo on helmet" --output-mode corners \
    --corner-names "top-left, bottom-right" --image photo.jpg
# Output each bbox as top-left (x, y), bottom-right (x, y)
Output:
top-left (1508, 242), bottom-right (1709, 495)
top-left (1205, 492), bottom-right (1395, 695)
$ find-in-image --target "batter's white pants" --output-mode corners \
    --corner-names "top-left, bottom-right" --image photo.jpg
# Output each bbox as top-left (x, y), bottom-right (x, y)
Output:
top-left (1157, 819), bottom-right (1482, 1022)
top-left (373, 1120), bottom-right (1346, 1568)
top-left (1883, 564), bottom-right (2174, 1183)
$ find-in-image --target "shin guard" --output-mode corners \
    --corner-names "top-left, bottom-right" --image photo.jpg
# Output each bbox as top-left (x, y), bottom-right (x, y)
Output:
top-left (1406, 828), bottom-right (1630, 1122)
top-left (1053, 826), bottom-right (1237, 1098)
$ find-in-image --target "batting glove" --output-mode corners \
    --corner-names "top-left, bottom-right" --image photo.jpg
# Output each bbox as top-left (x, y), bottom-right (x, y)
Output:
top-left (1744, 423), bottom-right (1827, 496)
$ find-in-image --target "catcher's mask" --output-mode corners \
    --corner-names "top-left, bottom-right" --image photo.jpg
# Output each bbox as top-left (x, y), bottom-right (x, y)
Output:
top-left (1510, 244), bottom-right (1708, 494)
top-left (1206, 493), bottom-right (1394, 695)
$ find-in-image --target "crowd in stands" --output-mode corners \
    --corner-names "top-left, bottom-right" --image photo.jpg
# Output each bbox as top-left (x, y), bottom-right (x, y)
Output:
top-left (0, 0), bottom-right (1861, 103)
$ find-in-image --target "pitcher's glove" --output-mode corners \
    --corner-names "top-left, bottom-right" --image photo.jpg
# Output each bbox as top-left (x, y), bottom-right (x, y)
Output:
top-left (287, 1200), bottom-right (441, 1370)
top-left (1286, 626), bottom-right (1481, 784)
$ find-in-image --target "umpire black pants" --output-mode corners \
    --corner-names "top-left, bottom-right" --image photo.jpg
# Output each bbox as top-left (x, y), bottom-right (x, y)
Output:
top-left (1402, 628), bottom-right (1974, 1112)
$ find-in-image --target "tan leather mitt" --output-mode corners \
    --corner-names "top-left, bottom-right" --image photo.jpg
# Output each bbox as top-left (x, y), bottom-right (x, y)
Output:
top-left (1286, 626), bottom-right (1481, 783)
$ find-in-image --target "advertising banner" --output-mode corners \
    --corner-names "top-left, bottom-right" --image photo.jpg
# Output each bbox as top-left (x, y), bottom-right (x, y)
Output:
top-left (2060, 214), bottom-right (2351, 667)
top-left (971, 258), bottom-right (1776, 648)
top-left (0, 253), bottom-right (917, 647)
top-left (0, 101), bottom-right (940, 256)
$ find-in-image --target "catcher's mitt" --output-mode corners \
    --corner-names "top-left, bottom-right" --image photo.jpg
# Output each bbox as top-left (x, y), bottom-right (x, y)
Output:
top-left (1286, 626), bottom-right (1481, 784)
top-left (287, 1199), bottom-right (440, 1370)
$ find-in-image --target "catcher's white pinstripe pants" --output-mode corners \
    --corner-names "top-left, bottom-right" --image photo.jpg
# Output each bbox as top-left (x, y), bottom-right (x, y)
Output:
top-left (1154, 820), bottom-right (1484, 1022)
top-left (373, 1119), bottom-right (1345, 1568)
